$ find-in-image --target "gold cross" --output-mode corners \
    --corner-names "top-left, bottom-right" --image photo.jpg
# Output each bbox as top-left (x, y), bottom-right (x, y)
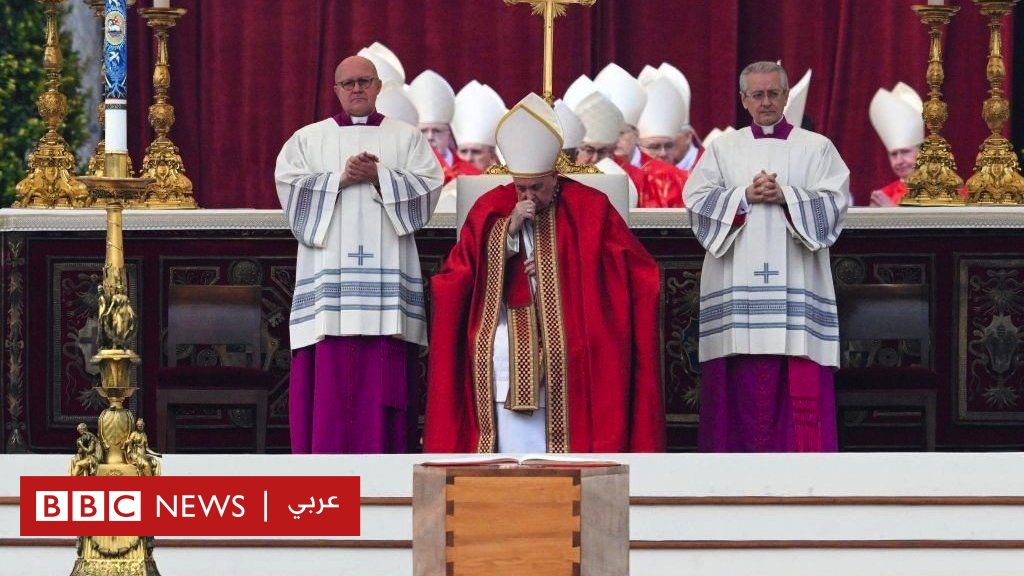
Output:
top-left (505, 0), bottom-right (597, 103)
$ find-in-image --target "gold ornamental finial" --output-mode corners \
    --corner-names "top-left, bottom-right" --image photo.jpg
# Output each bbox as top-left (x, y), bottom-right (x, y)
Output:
top-left (505, 0), bottom-right (597, 104)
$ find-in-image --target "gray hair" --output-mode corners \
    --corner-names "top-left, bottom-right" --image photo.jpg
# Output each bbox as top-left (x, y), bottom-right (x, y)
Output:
top-left (739, 61), bottom-right (789, 93)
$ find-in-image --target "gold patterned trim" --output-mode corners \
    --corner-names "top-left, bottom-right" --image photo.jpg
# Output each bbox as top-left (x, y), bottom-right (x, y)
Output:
top-left (506, 303), bottom-right (541, 411)
top-left (471, 217), bottom-right (510, 452)
top-left (534, 206), bottom-right (570, 452)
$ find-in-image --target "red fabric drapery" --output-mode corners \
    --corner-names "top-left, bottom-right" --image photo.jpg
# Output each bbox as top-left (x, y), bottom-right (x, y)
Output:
top-left (124, 0), bottom-right (1012, 208)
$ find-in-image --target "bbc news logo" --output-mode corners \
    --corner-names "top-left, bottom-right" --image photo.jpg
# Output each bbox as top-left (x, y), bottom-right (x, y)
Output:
top-left (37, 490), bottom-right (141, 522)
top-left (21, 476), bottom-right (359, 537)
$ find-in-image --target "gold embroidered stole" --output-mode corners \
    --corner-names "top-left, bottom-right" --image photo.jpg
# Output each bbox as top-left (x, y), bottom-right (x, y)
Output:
top-left (472, 208), bottom-right (570, 453)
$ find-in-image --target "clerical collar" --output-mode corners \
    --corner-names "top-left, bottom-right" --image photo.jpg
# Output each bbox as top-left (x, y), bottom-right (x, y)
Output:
top-left (751, 116), bottom-right (793, 140)
top-left (333, 110), bottom-right (385, 127)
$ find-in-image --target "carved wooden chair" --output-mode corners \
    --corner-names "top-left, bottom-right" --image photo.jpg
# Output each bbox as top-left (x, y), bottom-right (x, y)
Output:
top-left (155, 284), bottom-right (273, 453)
top-left (835, 283), bottom-right (937, 451)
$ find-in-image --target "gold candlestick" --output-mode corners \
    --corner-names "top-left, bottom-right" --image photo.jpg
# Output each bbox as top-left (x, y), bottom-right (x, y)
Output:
top-left (139, 6), bottom-right (197, 209)
top-left (84, 0), bottom-right (135, 181)
top-left (72, 169), bottom-right (161, 575)
top-left (902, 4), bottom-right (965, 206)
top-left (13, 0), bottom-right (90, 208)
top-left (965, 0), bottom-right (1024, 204)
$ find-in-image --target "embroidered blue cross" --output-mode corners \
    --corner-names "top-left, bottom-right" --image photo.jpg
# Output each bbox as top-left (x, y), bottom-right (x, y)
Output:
top-left (754, 262), bottom-right (779, 284)
top-left (347, 245), bottom-right (374, 266)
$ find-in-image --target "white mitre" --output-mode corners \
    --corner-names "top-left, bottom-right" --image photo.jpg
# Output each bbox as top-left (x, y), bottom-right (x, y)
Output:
top-left (574, 91), bottom-right (625, 146)
top-left (362, 42), bottom-right (405, 83)
top-left (658, 63), bottom-right (692, 130)
top-left (408, 70), bottom-right (455, 124)
top-left (357, 44), bottom-right (404, 86)
top-left (637, 77), bottom-right (685, 139)
top-left (554, 99), bottom-right (585, 150)
top-left (563, 75), bottom-right (598, 111)
top-left (375, 83), bottom-right (418, 126)
top-left (594, 63), bottom-right (647, 127)
top-left (496, 93), bottom-right (563, 177)
top-left (451, 82), bottom-right (507, 147)
top-left (637, 65), bottom-right (660, 87)
top-left (869, 82), bottom-right (925, 151)
top-left (782, 68), bottom-right (811, 127)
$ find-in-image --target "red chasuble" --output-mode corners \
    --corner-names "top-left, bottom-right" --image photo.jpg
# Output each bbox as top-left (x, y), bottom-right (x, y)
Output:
top-left (433, 148), bottom-right (482, 184)
top-left (425, 178), bottom-right (666, 453)
top-left (638, 150), bottom-right (688, 208)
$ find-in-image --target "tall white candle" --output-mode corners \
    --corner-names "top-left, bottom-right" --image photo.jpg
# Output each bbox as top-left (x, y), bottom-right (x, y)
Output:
top-left (154, 0), bottom-right (170, 8)
top-left (103, 0), bottom-right (128, 153)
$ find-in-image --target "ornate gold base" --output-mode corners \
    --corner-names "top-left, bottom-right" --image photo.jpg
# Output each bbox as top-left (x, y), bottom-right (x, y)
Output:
top-left (966, 136), bottom-right (1024, 204)
top-left (14, 131), bottom-right (90, 208)
top-left (140, 137), bottom-right (197, 209)
top-left (902, 136), bottom-right (965, 206)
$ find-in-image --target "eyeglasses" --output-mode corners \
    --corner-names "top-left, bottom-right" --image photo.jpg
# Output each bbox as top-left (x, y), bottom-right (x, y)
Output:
top-left (335, 77), bottom-right (378, 91)
top-left (640, 141), bottom-right (676, 152)
top-left (743, 89), bottom-right (785, 102)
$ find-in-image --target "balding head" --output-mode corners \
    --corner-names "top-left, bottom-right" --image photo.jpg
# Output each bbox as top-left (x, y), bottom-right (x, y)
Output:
top-left (334, 56), bottom-right (381, 117)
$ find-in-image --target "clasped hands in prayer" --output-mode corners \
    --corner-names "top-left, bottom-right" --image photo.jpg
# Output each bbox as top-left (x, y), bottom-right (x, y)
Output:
top-left (341, 152), bottom-right (380, 188)
top-left (745, 170), bottom-right (784, 204)
top-left (509, 199), bottom-right (537, 278)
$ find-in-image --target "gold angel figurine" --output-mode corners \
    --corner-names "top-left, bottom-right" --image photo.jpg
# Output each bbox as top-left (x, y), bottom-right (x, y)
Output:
top-left (69, 423), bottom-right (102, 476)
top-left (123, 418), bottom-right (162, 476)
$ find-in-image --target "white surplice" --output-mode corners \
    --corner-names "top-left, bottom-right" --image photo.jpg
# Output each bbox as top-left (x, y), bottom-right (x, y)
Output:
top-left (683, 126), bottom-right (850, 367)
top-left (275, 117), bottom-right (443, 349)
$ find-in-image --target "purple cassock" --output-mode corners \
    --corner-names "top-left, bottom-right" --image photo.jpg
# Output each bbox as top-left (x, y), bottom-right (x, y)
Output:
top-left (289, 336), bottom-right (414, 454)
top-left (698, 355), bottom-right (837, 452)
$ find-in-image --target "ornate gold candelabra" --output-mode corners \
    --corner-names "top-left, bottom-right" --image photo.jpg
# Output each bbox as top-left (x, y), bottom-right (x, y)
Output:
top-left (13, 0), bottom-right (90, 208)
top-left (902, 3), bottom-right (965, 206)
top-left (84, 0), bottom-right (135, 181)
top-left (70, 164), bottom-right (161, 576)
top-left (138, 6), bottom-right (196, 208)
top-left (965, 0), bottom-right (1024, 204)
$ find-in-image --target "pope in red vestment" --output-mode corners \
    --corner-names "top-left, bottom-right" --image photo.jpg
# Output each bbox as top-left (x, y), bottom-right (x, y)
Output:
top-left (424, 177), bottom-right (665, 453)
